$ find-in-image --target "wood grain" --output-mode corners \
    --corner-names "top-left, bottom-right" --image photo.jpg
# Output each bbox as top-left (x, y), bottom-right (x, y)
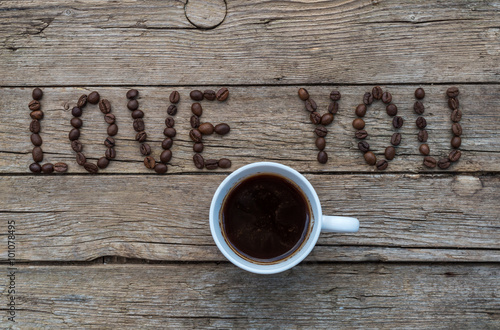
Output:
top-left (1, 0), bottom-right (499, 85)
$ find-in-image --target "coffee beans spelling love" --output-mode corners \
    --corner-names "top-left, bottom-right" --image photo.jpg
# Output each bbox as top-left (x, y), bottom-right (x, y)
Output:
top-left (27, 88), bottom-right (68, 173)
top-left (353, 87), bottom-right (402, 170)
top-left (190, 88), bottom-right (232, 170)
top-left (298, 88), bottom-right (340, 164)
top-left (68, 91), bottom-right (118, 173)
top-left (416, 87), bottom-right (463, 169)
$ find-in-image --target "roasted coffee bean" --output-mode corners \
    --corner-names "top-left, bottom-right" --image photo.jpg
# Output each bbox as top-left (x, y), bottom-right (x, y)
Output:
top-left (29, 162), bottom-right (42, 173)
top-left (214, 123), bottom-right (230, 135)
top-left (136, 131), bottom-right (147, 142)
top-left (199, 122), bottom-right (215, 135)
top-left (416, 116), bottom-right (427, 129)
top-left (189, 129), bottom-right (203, 142)
top-left (87, 91), bottom-right (100, 104)
top-left (191, 103), bottom-right (202, 116)
top-left (133, 118), bottom-right (145, 132)
top-left (169, 91), bottom-right (180, 104)
top-left (190, 115), bottom-right (200, 128)
top-left (84, 162), bottom-right (99, 174)
top-left (419, 144), bottom-right (430, 156)
top-left (76, 152), bottom-right (86, 165)
top-left (305, 98), bottom-right (317, 112)
top-left (314, 126), bottom-right (328, 137)
top-left (418, 129), bottom-right (428, 142)
top-left (309, 112), bottom-right (321, 125)
top-left (219, 158), bottom-right (232, 169)
top-left (144, 156), bottom-right (156, 169)
top-left (98, 99), bottom-right (111, 114)
top-left (32, 88), bottom-right (43, 101)
top-left (355, 130), bottom-right (368, 139)
top-left (449, 150), bottom-right (462, 162)
top-left (77, 95), bottom-right (88, 108)
top-left (392, 116), bottom-right (404, 129)
top-left (438, 158), bottom-right (451, 169)
top-left (364, 151), bottom-right (376, 165)
top-left (154, 163), bottom-right (168, 174)
top-left (391, 132), bottom-right (402, 146)
top-left (376, 159), bottom-right (388, 170)
top-left (104, 113), bottom-right (116, 124)
top-left (321, 113), bottom-right (334, 126)
top-left (190, 90), bottom-right (204, 101)
top-left (104, 136), bottom-right (115, 148)
top-left (452, 123), bottom-right (462, 136)
top-left (126, 89), bottom-right (139, 100)
top-left (448, 97), bottom-right (459, 110)
top-left (352, 118), bottom-right (365, 130)
top-left (162, 138), bottom-right (173, 150)
top-left (29, 100), bottom-right (41, 111)
top-left (69, 128), bottom-right (80, 141)
top-left (71, 117), bottom-right (83, 128)
top-left (447, 87), bottom-right (459, 98)
top-left (298, 88), bottom-right (309, 101)
top-left (363, 92), bottom-right (373, 105)
top-left (193, 154), bottom-right (204, 169)
top-left (140, 143), bottom-right (151, 155)
top-left (127, 99), bottom-right (139, 111)
top-left (97, 157), bottom-right (109, 169)
top-left (30, 110), bottom-right (44, 120)
top-left (30, 120), bottom-right (41, 133)
top-left (160, 149), bottom-right (172, 163)
top-left (216, 87), bottom-right (229, 101)
top-left (107, 124), bottom-right (118, 136)
top-left (54, 162), bottom-right (68, 173)
top-left (382, 92), bottom-right (392, 104)
top-left (131, 110), bottom-right (144, 119)
top-left (193, 142), bottom-right (204, 153)
top-left (386, 104), bottom-right (398, 116)
top-left (423, 156), bottom-right (437, 168)
top-left (167, 104), bottom-right (177, 116)
top-left (165, 117), bottom-right (175, 128)
top-left (72, 107), bottom-right (82, 117)
top-left (32, 146), bottom-right (43, 162)
top-left (358, 141), bottom-right (370, 152)
top-left (315, 137), bottom-right (326, 151)
top-left (330, 90), bottom-right (341, 101)
top-left (204, 90), bottom-right (216, 101)
top-left (205, 159), bottom-right (219, 170)
top-left (105, 147), bottom-right (116, 160)
top-left (385, 146), bottom-right (396, 160)
top-left (42, 163), bottom-right (54, 174)
top-left (317, 151), bottom-right (328, 164)
top-left (71, 140), bottom-right (83, 152)
top-left (31, 133), bottom-right (42, 146)
top-left (328, 102), bottom-right (339, 114)
top-left (163, 127), bottom-right (176, 138)
top-left (451, 109), bottom-right (462, 122)
top-left (372, 86), bottom-right (383, 100)
top-left (451, 136), bottom-right (462, 148)
top-left (415, 88), bottom-right (425, 100)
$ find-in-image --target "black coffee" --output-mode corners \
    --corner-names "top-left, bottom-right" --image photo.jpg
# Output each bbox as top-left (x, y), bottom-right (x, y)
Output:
top-left (221, 174), bottom-right (310, 262)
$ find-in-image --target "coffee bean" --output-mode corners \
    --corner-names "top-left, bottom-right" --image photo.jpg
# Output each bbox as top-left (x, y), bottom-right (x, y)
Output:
top-left (105, 147), bottom-right (116, 160)
top-left (169, 91), bottom-right (180, 104)
top-left (317, 151), bottom-right (328, 164)
top-left (363, 92), bottom-right (374, 105)
top-left (30, 120), bottom-right (41, 133)
top-left (164, 127), bottom-right (176, 138)
top-left (423, 156), bottom-right (437, 168)
top-left (32, 88), bottom-right (43, 101)
top-left (72, 107), bottom-right (82, 117)
top-left (133, 118), bottom-right (145, 132)
top-left (165, 117), bottom-right (175, 128)
top-left (451, 109), bottom-right (462, 122)
top-left (71, 140), bottom-right (83, 152)
top-left (41, 163), bottom-right (54, 174)
top-left (140, 143), bottom-right (151, 155)
top-left (30, 110), bottom-right (44, 120)
top-left (418, 129), bottom-right (428, 142)
top-left (392, 116), bottom-right (404, 129)
top-left (29, 100), bottom-right (41, 111)
top-left (131, 110), bottom-right (144, 119)
top-left (391, 132), bottom-right (402, 146)
top-left (448, 97), bottom-right (459, 110)
top-left (451, 136), bottom-right (462, 148)
top-left (415, 88), bottom-right (425, 100)
top-left (97, 157), bottom-right (109, 169)
top-left (32, 146), bottom-right (43, 162)
top-left (144, 156), bottom-right (156, 169)
top-left (29, 162), bottom-right (42, 173)
top-left (204, 90), bottom-right (216, 101)
top-left (71, 117), bottom-right (83, 128)
top-left (438, 158), bottom-right (451, 169)
top-left (372, 86), bottom-right (383, 100)
top-left (69, 128), bottom-right (80, 141)
top-left (298, 88), bottom-right (309, 101)
top-left (310, 112), bottom-right (321, 125)
top-left (205, 159), bottom-right (219, 170)
top-left (77, 95), bottom-right (88, 108)
top-left (352, 118), bottom-right (365, 130)
top-left (449, 150), bottom-right (462, 162)
top-left (30, 133), bottom-right (42, 146)
top-left (376, 159), bottom-right (388, 170)
top-left (353, 104), bottom-right (367, 118)
top-left (191, 103), bottom-right (202, 116)
top-left (382, 92), bottom-right (392, 104)
top-left (87, 91), bottom-right (100, 104)
top-left (305, 99), bottom-right (317, 112)
top-left (76, 152), bottom-right (86, 165)
top-left (358, 141), bottom-right (370, 152)
top-left (193, 154), bottom-right (204, 169)
top-left (167, 104), bottom-right (178, 116)
top-left (190, 115), bottom-right (200, 128)
top-left (447, 87), bottom-right (459, 98)
top-left (160, 149), bottom-right (172, 163)
top-left (219, 158), bottom-right (232, 169)
top-left (98, 99), bottom-right (111, 114)
top-left (127, 99), bottom-right (139, 111)
top-left (315, 137), bottom-right (326, 151)
top-left (214, 123), bottom-right (230, 135)
top-left (104, 113), bottom-right (116, 124)
top-left (419, 144), bottom-right (430, 156)
top-left (199, 122), bottom-right (215, 135)
top-left (355, 130), bottom-right (368, 139)
top-left (107, 124), bottom-right (118, 136)
top-left (126, 89), bottom-right (139, 100)
top-left (189, 129), bottom-right (203, 142)
top-left (162, 138), bottom-right (173, 150)
top-left (193, 142), bottom-right (204, 153)
top-left (386, 104), bottom-right (398, 116)
top-left (328, 102), bottom-right (339, 114)
top-left (154, 163), bottom-right (168, 174)
top-left (452, 123), bottom-right (462, 136)
top-left (54, 162), bottom-right (68, 173)
top-left (364, 151), bottom-right (376, 165)
top-left (216, 87), bottom-right (229, 101)
top-left (330, 90), bottom-right (341, 101)
top-left (314, 126), bottom-right (328, 137)
top-left (321, 113), bottom-right (334, 126)
top-left (104, 136), bottom-right (115, 148)
top-left (84, 162), bottom-right (99, 174)
top-left (385, 146), bottom-right (396, 160)
top-left (136, 131), bottom-right (147, 142)
top-left (190, 90), bottom-right (204, 101)
top-left (416, 116), bottom-right (427, 129)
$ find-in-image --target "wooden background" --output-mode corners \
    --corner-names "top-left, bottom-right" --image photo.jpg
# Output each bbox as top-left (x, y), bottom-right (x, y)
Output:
top-left (1, 0), bottom-right (500, 328)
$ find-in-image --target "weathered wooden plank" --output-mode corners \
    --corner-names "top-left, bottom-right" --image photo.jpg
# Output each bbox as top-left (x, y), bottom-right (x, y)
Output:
top-left (0, 174), bottom-right (499, 262)
top-left (0, 85), bottom-right (498, 173)
top-left (1, 0), bottom-right (499, 85)
top-left (0, 264), bottom-right (498, 328)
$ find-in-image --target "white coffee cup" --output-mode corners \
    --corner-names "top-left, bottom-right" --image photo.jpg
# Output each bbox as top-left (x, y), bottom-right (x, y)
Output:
top-left (210, 162), bottom-right (359, 274)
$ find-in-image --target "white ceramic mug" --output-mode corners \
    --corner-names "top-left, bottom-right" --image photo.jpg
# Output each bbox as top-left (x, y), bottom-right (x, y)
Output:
top-left (210, 162), bottom-right (359, 274)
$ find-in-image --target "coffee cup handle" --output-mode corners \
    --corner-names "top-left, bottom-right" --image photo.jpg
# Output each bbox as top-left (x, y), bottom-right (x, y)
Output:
top-left (321, 216), bottom-right (359, 233)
